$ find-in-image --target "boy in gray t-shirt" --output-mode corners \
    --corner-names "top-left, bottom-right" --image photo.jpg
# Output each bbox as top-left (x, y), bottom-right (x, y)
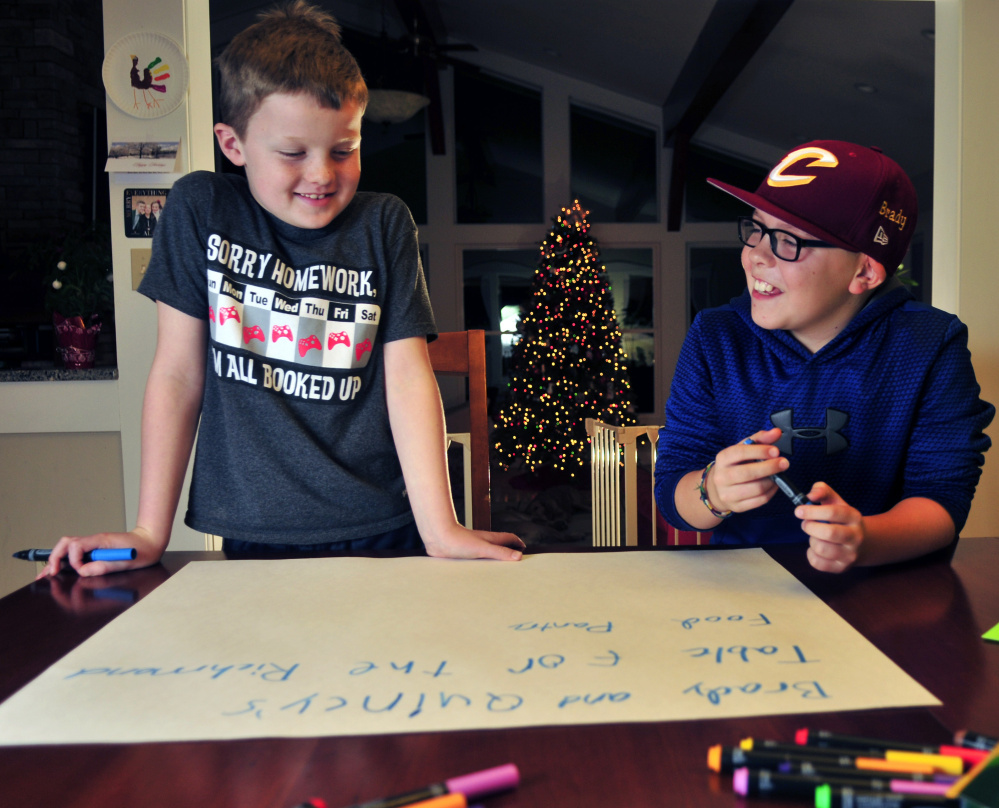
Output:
top-left (41, 1), bottom-right (524, 577)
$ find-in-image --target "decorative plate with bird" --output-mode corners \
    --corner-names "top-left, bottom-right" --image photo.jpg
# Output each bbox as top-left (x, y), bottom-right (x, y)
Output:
top-left (103, 32), bottom-right (189, 119)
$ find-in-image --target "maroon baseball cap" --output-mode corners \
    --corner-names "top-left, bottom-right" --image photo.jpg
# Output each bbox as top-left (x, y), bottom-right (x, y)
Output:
top-left (708, 140), bottom-right (917, 273)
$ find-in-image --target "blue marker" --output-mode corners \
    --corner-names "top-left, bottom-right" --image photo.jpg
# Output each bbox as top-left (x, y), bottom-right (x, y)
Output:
top-left (743, 439), bottom-right (817, 507)
top-left (13, 548), bottom-right (137, 563)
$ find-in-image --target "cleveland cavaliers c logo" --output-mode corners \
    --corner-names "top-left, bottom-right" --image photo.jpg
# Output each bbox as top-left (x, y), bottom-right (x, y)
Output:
top-left (767, 147), bottom-right (839, 188)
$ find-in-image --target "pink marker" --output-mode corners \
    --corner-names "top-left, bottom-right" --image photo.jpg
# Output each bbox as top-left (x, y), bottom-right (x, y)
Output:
top-left (341, 764), bottom-right (520, 808)
top-left (889, 779), bottom-right (952, 796)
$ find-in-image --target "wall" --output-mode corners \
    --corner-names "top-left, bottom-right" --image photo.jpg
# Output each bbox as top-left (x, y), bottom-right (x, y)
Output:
top-left (0, 433), bottom-right (125, 596)
top-left (102, 0), bottom-right (214, 555)
top-left (936, 0), bottom-right (999, 536)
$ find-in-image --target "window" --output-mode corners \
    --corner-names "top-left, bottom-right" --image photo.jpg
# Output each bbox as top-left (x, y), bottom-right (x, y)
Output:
top-left (688, 245), bottom-right (745, 321)
top-left (359, 113), bottom-right (427, 224)
top-left (454, 69), bottom-right (543, 223)
top-left (463, 246), bottom-right (656, 414)
top-left (341, 27), bottom-right (428, 223)
top-left (604, 248), bottom-right (655, 413)
top-left (463, 249), bottom-right (535, 400)
top-left (570, 105), bottom-right (657, 223)
top-left (684, 146), bottom-right (766, 224)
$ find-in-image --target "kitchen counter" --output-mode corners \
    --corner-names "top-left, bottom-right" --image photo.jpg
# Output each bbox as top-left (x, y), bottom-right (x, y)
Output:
top-left (0, 367), bottom-right (118, 382)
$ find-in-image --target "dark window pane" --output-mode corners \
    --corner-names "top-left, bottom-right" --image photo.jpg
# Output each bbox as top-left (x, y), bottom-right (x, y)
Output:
top-left (685, 146), bottom-right (767, 223)
top-left (571, 106), bottom-right (657, 223)
top-left (342, 27), bottom-right (428, 223)
top-left (463, 248), bottom-right (537, 395)
top-left (604, 248), bottom-right (655, 414)
top-left (689, 245), bottom-right (745, 321)
top-left (454, 69), bottom-right (542, 224)
top-left (359, 112), bottom-right (427, 224)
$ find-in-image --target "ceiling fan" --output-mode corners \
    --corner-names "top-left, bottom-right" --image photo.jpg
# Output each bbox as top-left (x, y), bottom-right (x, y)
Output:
top-left (365, 0), bottom-right (476, 154)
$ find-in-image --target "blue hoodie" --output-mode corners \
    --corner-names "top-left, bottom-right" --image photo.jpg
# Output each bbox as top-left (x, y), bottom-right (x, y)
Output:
top-left (654, 284), bottom-right (993, 545)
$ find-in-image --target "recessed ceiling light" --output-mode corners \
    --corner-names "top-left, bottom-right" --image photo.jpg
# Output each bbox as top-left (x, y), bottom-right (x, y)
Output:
top-left (854, 82), bottom-right (877, 94)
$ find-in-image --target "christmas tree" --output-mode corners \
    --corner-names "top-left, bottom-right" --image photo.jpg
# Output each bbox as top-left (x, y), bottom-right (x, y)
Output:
top-left (493, 200), bottom-right (636, 476)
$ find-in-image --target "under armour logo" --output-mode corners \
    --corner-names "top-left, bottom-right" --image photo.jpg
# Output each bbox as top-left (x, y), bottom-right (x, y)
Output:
top-left (771, 408), bottom-right (848, 455)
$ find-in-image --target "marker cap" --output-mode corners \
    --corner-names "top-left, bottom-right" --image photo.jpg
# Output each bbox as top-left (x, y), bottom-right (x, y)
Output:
top-left (707, 745), bottom-right (722, 772)
top-left (445, 764), bottom-right (519, 800)
top-left (733, 767), bottom-right (750, 796)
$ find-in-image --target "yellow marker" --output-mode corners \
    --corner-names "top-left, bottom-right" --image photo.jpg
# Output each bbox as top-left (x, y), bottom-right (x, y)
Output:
top-left (885, 750), bottom-right (964, 776)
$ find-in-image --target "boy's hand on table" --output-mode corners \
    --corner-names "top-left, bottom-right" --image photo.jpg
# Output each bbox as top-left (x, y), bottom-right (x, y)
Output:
top-left (796, 481), bottom-right (865, 573)
top-left (37, 526), bottom-right (163, 579)
top-left (708, 427), bottom-right (788, 514)
top-left (422, 525), bottom-right (525, 561)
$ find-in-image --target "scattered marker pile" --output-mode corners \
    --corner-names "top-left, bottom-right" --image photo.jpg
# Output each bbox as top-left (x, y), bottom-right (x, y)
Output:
top-left (707, 728), bottom-right (998, 807)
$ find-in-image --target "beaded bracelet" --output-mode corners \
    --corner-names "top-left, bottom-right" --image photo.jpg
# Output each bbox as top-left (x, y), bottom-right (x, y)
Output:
top-left (698, 461), bottom-right (732, 519)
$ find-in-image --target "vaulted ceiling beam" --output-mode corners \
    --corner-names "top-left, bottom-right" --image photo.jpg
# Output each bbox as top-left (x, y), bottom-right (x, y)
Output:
top-left (664, 0), bottom-right (794, 231)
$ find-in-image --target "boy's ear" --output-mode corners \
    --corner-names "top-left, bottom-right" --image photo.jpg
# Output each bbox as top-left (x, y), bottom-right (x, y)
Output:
top-left (848, 254), bottom-right (887, 295)
top-left (213, 123), bottom-right (247, 167)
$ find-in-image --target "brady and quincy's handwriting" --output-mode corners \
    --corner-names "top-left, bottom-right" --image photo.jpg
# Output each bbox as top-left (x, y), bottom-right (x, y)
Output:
top-left (61, 612), bottom-right (829, 720)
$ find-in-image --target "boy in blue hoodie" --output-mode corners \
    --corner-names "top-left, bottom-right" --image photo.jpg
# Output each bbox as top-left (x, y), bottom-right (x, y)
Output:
top-left (655, 140), bottom-right (992, 572)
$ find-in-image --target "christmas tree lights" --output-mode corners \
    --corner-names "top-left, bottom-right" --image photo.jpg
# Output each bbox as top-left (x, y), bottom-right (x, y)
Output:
top-left (493, 201), bottom-right (636, 476)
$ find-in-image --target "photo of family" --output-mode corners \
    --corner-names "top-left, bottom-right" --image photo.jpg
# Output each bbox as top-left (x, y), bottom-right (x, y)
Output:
top-left (123, 188), bottom-right (169, 238)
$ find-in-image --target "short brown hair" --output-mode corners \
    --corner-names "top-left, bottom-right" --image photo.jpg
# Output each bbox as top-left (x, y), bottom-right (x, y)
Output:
top-left (215, 0), bottom-right (368, 138)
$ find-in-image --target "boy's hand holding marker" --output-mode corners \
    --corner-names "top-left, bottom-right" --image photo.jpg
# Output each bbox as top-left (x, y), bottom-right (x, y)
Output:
top-left (705, 427), bottom-right (866, 573)
top-left (701, 428), bottom-right (789, 516)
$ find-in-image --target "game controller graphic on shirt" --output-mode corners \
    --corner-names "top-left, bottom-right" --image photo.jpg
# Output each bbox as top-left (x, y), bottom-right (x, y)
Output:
top-left (355, 338), bottom-right (372, 361)
top-left (218, 306), bottom-right (240, 325)
top-left (243, 325), bottom-right (265, 344)
top-left (298, 334), bottom-right (322, 357)
top-left (271, 325), bottom-right (293, 342)
top-left (328, 331), bottom-right (351, 349)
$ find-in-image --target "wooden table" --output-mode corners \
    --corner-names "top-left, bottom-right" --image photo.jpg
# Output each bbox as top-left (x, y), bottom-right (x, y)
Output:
top-left (0, 540), bottom-right (996, 808)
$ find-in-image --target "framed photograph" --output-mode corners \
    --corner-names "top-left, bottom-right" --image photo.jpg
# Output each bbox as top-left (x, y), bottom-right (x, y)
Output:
top-left (106, 140), bottom-right (181, 172)
top-left (124, 188), bottom-right (169, 239)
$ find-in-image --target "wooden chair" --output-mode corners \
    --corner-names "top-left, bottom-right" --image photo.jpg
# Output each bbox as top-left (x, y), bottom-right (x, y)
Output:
top-left (428, 330), bottom-right (492, 531)
top-left (585, 419), bottom-right (711, 546)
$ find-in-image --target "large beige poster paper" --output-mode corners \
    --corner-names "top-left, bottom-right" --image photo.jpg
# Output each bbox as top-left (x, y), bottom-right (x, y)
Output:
top-left (0, 551), bottom-right (938, 744)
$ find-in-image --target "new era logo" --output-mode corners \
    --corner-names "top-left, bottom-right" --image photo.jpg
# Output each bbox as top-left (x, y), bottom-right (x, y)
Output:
top-left (873, 226), bottom-right (889, 247)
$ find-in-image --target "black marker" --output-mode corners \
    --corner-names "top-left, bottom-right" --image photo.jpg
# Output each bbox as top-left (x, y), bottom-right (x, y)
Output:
top-left (13, 548), bottom-right (137, 563)
top-left (742, 439), bottom-right (817, 506)
top-left (953, 729), bottom-right (998, 751)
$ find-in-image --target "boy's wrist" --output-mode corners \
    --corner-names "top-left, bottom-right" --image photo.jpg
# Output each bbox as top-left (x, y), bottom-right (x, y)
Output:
top-left (698, 461), bottom-right (732, 519)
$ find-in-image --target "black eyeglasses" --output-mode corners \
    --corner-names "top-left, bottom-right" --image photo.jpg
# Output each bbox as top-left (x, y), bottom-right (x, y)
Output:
top-left (737, 216), bottom-right (837, 262)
